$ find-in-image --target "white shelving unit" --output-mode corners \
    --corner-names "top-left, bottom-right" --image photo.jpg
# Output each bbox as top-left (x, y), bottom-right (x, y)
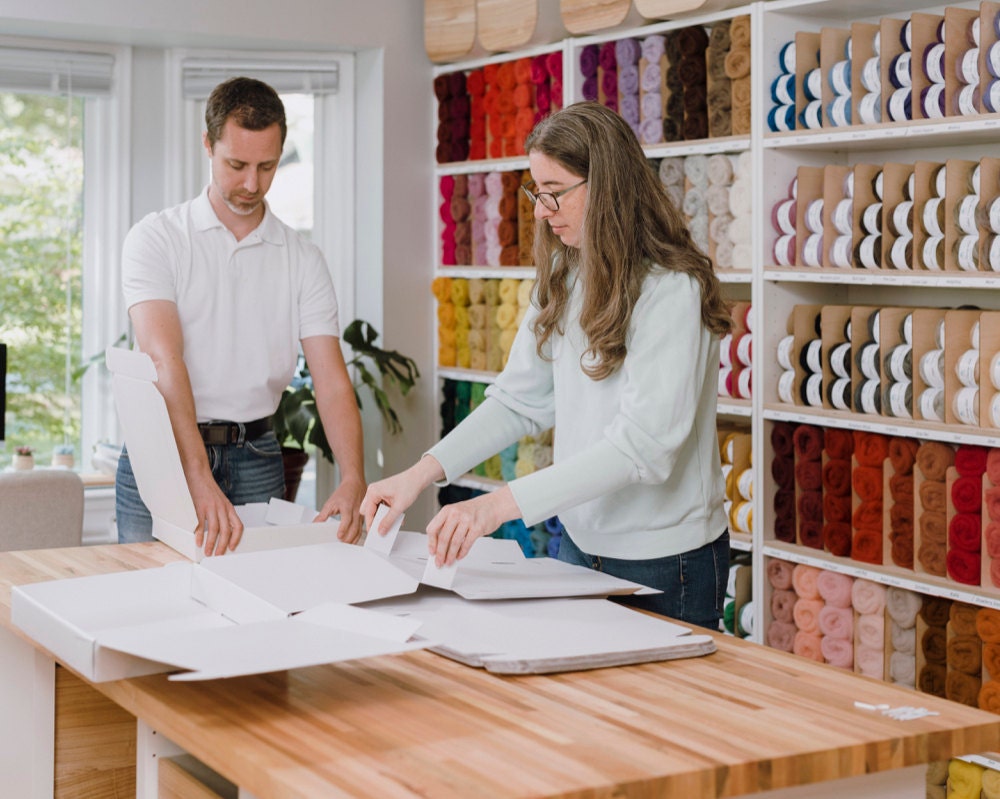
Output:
top-left (431, 0), bottom-right (1000, 649)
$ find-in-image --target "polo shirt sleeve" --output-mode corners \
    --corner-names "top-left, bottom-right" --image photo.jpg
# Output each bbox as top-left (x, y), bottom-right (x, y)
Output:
top-left (121, 214), bottom-right (177, 310)
top-left (297, 241), bottom-right (340, 340)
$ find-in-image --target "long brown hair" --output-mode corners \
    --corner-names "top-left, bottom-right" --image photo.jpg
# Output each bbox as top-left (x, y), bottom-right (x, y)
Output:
top-left (525, 101), bottom-right (731, 380)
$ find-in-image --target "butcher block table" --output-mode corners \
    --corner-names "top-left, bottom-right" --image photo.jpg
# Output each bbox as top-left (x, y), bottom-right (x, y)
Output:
top-left (0, 543), bottom-right (998, 799)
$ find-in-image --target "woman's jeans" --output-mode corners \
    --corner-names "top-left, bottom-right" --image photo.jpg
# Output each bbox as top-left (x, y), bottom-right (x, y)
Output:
top-left (115, 431), bottom-right (286, 543)
top-left (556, 529), bottom-right (730, 630)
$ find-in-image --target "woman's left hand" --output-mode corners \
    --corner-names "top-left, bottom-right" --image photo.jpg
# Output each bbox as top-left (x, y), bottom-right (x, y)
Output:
top-left (427, 486), bottom-right (521, 566)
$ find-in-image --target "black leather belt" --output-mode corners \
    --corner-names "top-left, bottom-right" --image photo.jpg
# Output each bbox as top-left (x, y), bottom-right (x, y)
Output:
top-left (197, 417), bottom-right (272, 446)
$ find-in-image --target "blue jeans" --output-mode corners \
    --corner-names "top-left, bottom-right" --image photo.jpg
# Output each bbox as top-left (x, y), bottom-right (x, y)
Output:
top-left (556, 530), bottom-right (729, 630)
top-left (115, 431), bottom-right (286, 543)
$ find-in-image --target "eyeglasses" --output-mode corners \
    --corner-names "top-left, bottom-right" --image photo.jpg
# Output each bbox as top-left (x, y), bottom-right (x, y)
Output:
top-left (520, 179), bottom-right (587, 212)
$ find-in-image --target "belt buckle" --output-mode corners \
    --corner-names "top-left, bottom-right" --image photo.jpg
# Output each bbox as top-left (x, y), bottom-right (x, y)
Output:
top-left (202, 424), bottom-right (231, 446)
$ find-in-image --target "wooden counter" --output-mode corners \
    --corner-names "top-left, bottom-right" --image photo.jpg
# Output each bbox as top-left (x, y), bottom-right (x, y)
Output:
top-left (1, 543), bottom-right (999, 799)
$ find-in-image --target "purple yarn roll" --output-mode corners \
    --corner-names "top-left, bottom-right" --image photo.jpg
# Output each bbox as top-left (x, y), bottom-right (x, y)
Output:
top-left (641, 61), bottom-right (662, 92)
top-left (640, 91), bottom-right (662, 120)
top-left (619, 64), bottom-right (640, 96)
top-left (642, 35), bottom-right (666, 63)
top-left (601, 69), bottom-right (619, 98)
top-left (599, 41), bottom-right (617, 70)
top-left (582, 75), bottom-right (599, 102)
top-left (639, 117), bottom-right (663, 144)
top-left (615, 37), bottom-right (641, 66)
top-left (579, 44), bottom-right (599, 78)
top-left (620, 93), bottom-right (641, 125)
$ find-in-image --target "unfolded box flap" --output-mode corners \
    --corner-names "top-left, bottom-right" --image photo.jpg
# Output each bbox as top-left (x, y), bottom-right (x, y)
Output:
top-left (196, 541), bottom-right (420, 614)
top-left (384, 532), bottom-right (653, 600)
top-left (97, 603), bottom-right (429, 681)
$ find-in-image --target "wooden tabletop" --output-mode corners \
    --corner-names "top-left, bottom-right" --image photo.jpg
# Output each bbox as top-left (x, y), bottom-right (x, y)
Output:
top-left (2, 543), bottom-right (999, 799)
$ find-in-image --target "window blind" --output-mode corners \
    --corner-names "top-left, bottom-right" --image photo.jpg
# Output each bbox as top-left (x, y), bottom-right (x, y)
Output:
top-left (181, 58), bottom-right (339, 98)
top-left (0, 47), bottom-right (115, 96)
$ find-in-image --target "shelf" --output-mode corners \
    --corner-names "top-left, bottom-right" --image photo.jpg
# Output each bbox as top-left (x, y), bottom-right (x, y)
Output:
top-left (761, 542), bottom-right (1000, 610)
top-left (763, 114), bottom-right (1000, 153)
top-left (764, 267), bottom-right (1000, 288)
top-left (718, 398), bottom-right (752, 417)
top-left (730, 533), bottom-right (752, 552)
top-left (642, 135), bottom-right (752, 159)
top-left (437, 367), bottom-right (499, 384)
top-left (718, 271), bottom-right (752, 284)
top-left (435, 155), bottom-right (530, 176)
top-left (435, 266), bottom-right (536, 279)
top-left (764, 403), bottom-right (1000, 447)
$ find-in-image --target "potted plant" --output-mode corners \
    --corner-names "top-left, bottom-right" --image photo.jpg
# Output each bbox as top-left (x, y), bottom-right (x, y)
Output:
top-left (12, 446), bottom-right (34, 471)
top-left (273, 319), bottom-right (420, 500)
top-left (52, 444), bottom-right (75, 469)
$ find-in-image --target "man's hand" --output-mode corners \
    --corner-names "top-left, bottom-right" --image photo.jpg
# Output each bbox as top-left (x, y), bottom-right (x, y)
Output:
top-left (189, 477), bottom-right (244, 556)
top-left (316, 475), bottom-right (366, 543)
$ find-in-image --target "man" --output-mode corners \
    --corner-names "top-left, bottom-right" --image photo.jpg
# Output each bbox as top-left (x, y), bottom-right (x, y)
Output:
top-left (115, 77), bottom-right (365, 555)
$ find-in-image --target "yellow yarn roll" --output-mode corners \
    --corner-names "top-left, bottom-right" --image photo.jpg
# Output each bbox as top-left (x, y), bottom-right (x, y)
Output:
top-left (483, 454), bottom-right (503, 480)
top-left (468, 277), bottom-right (486, 305)
top-left (484, 278), bottom-right (500, 306)
top-left (498, 277), bottom-right (519, 305)
top-left (496, 303), bottom-right (518, 329)
top-left (437, 301), bottom-right (455, 327)
top-left (450, 278), bottom-right (470, 307)
top-left (729, 500), bottom-right (752, 534)
top-left (517, 278), bottom-right (534, 307)
top-left (470, 350), bottom-right (487, 370)
top-left (438, 344), bottom-right (456, 367)
top-left (948, 759), bottom-right (984, 799)
top-left (457, 345), bottom-right (471, 368)
top-left (438, 326), bottom-right (456, 346)
top-left (515, 442), bottom-right (536, 477)
top-left (982, 768), bottom-right (1000, 799)
top-left (455, 327), bottom-right (469, 349)
top-left (431, 276), bottom-right (452, 303)
top-left (468, 329), bottom-right (486, 352)
top-left (725, 465), bottom-right (737, 498)
top-left (468, 304), bottom-right (487, 329)
top-left (454, 305), bottom-right (470, 330)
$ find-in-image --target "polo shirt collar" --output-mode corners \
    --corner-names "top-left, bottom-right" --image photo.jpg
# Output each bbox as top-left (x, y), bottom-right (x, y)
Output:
top-left (192, 186), bottom-right (285, 245)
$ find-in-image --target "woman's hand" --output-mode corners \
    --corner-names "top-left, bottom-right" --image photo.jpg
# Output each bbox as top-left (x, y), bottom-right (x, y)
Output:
top-left (427, 486), bottom-right (521, 566)
top-left (360, 455), bottom-right (444, 539)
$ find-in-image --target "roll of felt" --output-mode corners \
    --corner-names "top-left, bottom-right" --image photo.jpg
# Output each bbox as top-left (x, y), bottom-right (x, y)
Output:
top-left (887, 586), bottom-right (922, 627)
top-left (815, 569), bottom-right (853, 607)
top-left (820, 635), bottom-right (854, 668)
top-left (917, 441), bottom-right (955, 481)
top-left (792, 597), bottom-right (823, 633)
top-left (766, 557), bottom-right (795, 590)
top-left (767, 620), bottom-right (796, 652)
top-left (791, 562), bottom-right (821, 599)
top-left (792, 630), bottom-right (823, 661)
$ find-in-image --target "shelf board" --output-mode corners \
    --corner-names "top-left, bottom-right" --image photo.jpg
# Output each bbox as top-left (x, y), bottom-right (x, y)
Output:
top-left (763, 113), bottom-right (1000, 152)
top-left (764, 267), bottom-right (1000, 288)
top-left (761, 542), bottom-right (1000, 610)
top-left (642, 135), bottom-right (751, 159)
top-left (437, 367), bottom-right (499, 384)
top-left (730, 533), bottom-right (752, 552)
top-left (436, 155), bottom-right (529, 175)
top-left (718, 398), bottom-right (752, 417)
top-left (763, 403), bottom-right (1000, 447)
top-left (718, 270), bottom-right (752, 284)
top-left (435, 266), bottom-right (536, 278)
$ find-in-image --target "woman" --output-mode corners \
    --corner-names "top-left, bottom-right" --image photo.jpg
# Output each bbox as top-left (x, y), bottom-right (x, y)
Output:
top-left (362, 101), bottom-right (732, 628)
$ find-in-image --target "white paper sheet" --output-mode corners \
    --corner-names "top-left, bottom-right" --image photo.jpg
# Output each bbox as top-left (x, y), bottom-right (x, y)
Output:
top-left (363, 505), bottom-right (404, 555)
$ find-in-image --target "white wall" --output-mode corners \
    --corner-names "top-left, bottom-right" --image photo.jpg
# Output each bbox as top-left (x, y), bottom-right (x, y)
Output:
top-left (0, 0), bottom-right (438, 524)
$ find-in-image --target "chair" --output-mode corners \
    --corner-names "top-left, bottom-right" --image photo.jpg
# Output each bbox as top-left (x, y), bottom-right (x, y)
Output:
top-left (0, 470), bottom-right (84, 551)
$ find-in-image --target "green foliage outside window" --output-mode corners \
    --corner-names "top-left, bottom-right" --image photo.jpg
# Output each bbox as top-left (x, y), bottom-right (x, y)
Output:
top-left (0, 92), bottom-right (84, 465)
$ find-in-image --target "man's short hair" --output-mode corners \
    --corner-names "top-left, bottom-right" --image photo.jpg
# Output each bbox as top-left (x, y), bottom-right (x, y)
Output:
top-left (205, 77), bottom-right (287, 148)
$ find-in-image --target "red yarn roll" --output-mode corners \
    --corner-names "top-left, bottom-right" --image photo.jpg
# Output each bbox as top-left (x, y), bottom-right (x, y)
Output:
top-left (852, 499), bottom-right (883, 529)
top-left (799, 521), bottom-right (824, 549)
top-left (853, 431), bottom-right (890, 467)
top-left (852, 528), bottom-right (884, 564)
top-left (889, 473), bottom-right (913, 502)
top-left (888, 437), bottom-right (919, 475)
top-left (952, 475), bottom-right (983, 513)
top-left (824, 427), bottom-right (854, 460)
top-left (823, 493), bottom-right (852, 523)
top-left (466, 69), bottom-right (485, 96)
top-left (513, 57), bottom-right (532, 85)
top-left (822, 458), bottom-right (851, 496)
top-left (798, 490), bottom-right (822, 522)
top-left (948, 512), bottom-right (982, 552)
top-left (986, 521), bottom-right (1000, 558)
top-left (823, 522), bottom-right (852, 556)
top-left (890, 530), bottom-right (914, 569)
top-left (955, 445), bottom-right (989, 477)
top-left (987, 448), bottom-right (1000, 485)
top-left (987, 486), bottom-right (1000, 522)
top-left (947, 548), bottom-right (982, 585)
top-left (852, 466), bottom-right (883, 502)
top-left (793, 425), bottom-right (823, 460)
top-left (771, 422), bottom-right (795, 457)
top-left (795, 460), bottom-right (822, 491)
top-left (772, 456), bottom-right (794, 489)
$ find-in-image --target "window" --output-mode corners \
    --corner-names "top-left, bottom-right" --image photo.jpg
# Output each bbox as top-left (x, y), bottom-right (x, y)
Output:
top-left (0, 41), bottom-right (129, 467)
top-left (169, 51), bottom-right (355, 508)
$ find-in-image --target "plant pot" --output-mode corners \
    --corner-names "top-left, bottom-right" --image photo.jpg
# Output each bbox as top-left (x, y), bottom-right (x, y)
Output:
top-left (281, 447), bottom-right (310, 502)
top-left (12, 454), bottom-right (34, 471)
top-left (52, 453), bottom-right (74, 469)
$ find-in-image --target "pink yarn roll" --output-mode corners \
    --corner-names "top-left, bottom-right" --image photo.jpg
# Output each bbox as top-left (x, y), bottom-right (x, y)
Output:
top-left (793, 630), bottom-right (824, 661)
top-left (820, 635), bottom-right (854, 668)
top-left (855, 646), bottom-right (884, 679)
top-left (857, 613), bottom-right (885, 649)
top-left (791, 563), bottom-right (821, 599)
top-left (818, 604), bottom-right (853, 639)
top-left (816, 570), bottom-right (854, 608)
top-left (766, 558), bottom-right (795, 590)
top-left (851, 579), bottom-right (887, 615)
top-left (792, 597), bottom-right (824, 634)
top-left (767, 620), bottom-right (796, 652)
top-left (771, 589), bottom-right (797, 624)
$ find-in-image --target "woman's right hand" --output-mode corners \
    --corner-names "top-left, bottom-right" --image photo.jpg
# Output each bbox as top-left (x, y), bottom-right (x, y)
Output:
top-left (360, 455), bottom-right (445, 538)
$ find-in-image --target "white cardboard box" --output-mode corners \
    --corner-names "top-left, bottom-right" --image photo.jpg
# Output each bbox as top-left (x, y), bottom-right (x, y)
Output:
top-left (106, 346), bottom-right (338, 562)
